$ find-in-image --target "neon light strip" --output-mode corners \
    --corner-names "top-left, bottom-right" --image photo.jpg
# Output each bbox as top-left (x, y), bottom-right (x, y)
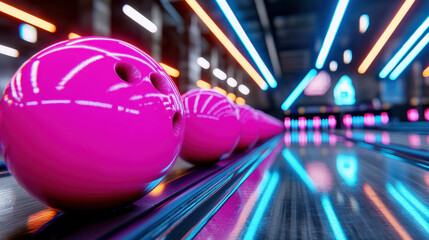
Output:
top-left (364, 184), bottom-right (412, 240)
top-left (396, 182), bottom-right (429, 218)
top-left (358, 0), bottom-right (415, 74)
top-left (387, 183), bottom-right (429, 234)
top-left (423, 65), bottom-right (429, 77)
top-left (185, 0), bottom-right (268, 90)
top-left (321, 194), bottom-right (347, 240)
top-left (281, 69), bottom-right (317, 110)
top-left (243, 172), bottom-right (279, 240)
top-left (229, 173), bottom-right (271, 238)
top-left (122, 4), bottom-right (157, 33)
top-left (282, 149), bottom-right (317, 192)
top-left (389, 32), bottom-right (429, 80)
top-left (0, 44), bottom-right (19, 57)
top-left (160, 63), bottom-right (180, 77)
top-left (0, 1), bottom-right (56, 32)
top-left (315, 0), bottom-right (350, 69)
top-left (379, 16), bottom-right (429, 78)
top-left (215, 0), bottom-right (277, 88)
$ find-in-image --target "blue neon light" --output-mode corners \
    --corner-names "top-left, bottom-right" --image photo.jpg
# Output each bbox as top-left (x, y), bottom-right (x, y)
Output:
top-left (387, 183), bottom-right (429, 234)
top-left (281, 69), bottom-right (318, 110)
top-left (336, 154), bottom-right (358, 186)
top-left (215, 0), bottom-right (277, 88)
top-left (315, 0), bottom-right (350, 69)
top-left (334, 75), bottom-right (355, 105)
top-left (390, 32), bottom-right (429, 80)
top-left (282, 149), bottom-right (317, 192)
top-left (380, 17), bottom-right (429, 79)
top-left (321, 194), bottom-right (347, 240)
top-left (307, 119), bottom-right (313, 129)
top-left (396, 182), bottom-right (429, 218)
top-left (243, 172), bottom-right (279, 240)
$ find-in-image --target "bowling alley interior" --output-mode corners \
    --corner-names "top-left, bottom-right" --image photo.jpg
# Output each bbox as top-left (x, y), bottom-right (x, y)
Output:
top-left (0, 0), bottom-right (429, 239)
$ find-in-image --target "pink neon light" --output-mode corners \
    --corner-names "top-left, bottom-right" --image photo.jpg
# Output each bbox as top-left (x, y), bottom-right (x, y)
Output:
top-left (364, 113), bottom-right (375, 126)
top-left (313, 116), bottom-right (321, 129)
top-left (299, 131), bottom-right (307, 146)
top-left (407, 109), bottom-right (419, 122)
top-left (306, 161), bottom-right (333, 192)
top-left (329, 134), bottom-right (337, 146)
top-left (381, 112), bottom-right (389, 124)
top-left (304, 71), bottom-right (331, 96)
top-left (343, 114), bottom-right (352, 128)
top-left (364, 132), bottom-right (376, 143)
top-left (298, 117), bottom-right (307, 130)
top-left (381, 131), bottom-right (390, 145)
top-left (425, 109), bottom-right (429, 121)
top-left (408, 134), bottom-right (421, 148)
top-left (345, 141), bottom-right (354, 147)
top-left (284, 117), bottom-right (291, 130)
top-left (345, 129), bottom-right (353, 138)
top-left (284, 132), bottom-right (291, 147)
top-left (314, 131), bottom-right (322, 146)
top-left (328, 115), bottom-right (337, 128)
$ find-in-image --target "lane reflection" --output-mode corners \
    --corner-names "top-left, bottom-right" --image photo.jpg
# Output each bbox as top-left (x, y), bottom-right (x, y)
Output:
top-left (363, 184), bottom-right (412, 240)
top-left (387, 183), bottom-right (429, 235)
top-left (282, 149), bottom-right (346, 240)
top-left (336, 154), bottom-right (358, 186)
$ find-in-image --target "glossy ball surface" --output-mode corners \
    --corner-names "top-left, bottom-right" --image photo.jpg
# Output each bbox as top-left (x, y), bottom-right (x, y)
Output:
top-left (257, 111), bottom-right (284, 141)
top-left (235, 105), bottom-right (259, 151)
top-left (180, 89), bottom-right (240, 165)
top-left (0, 37), bottom-right (184, 211)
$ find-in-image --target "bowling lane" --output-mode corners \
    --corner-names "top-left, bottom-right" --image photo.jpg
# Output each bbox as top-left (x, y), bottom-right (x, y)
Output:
top-left (0, 137), bottom-right (280, 239)
top-left (336, 129), bottom-right (429, 151)
top-left (196, 131), bottom-right (429, 240)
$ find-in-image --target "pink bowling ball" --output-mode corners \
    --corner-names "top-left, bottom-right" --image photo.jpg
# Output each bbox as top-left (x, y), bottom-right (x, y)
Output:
top-left (180, 89), bottom-right (240, 165)
top-left (257, 111), bottom-right (283, 141)
top-left (0, 37), bottom-right (184, 211)
top-left (235, 105), bottom-right (259, 151)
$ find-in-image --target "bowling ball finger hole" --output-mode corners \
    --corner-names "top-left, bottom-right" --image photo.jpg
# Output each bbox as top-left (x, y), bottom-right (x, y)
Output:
top-left (172, 112), bottom-right (182, 136)
top-left (115, 62), bottom-right (141, 84)
top-left (149, 73), bottom-right (169, 95)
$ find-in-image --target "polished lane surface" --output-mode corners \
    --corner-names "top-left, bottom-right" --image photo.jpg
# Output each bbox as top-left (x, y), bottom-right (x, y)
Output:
top-left (1, 131), bottom-right (429, 239)
top-left (197, 131), bottom-right (429, 239)
top-left (336, 129), bottom-right (429, 151)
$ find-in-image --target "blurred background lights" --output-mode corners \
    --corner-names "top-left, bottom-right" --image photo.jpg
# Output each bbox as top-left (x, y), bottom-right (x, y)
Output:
top-left (227, 92), bottom-right (236, 101)
top-left (358, 0), bottom-right (415, 74)
top-left (0, 44), bottom-right (19, 58)
top-left (235, 97), bottom-right (245, 105)
top-left (213, 86), bottom-right (227, 95)
top-left (343, 49), bottom-right (352, 64)
top-left (68, 33), bottom-right (81, 39)
top-left (0, 1), bottom-right (56, 32)
top-left (215, 0), bottom-right (277, 88)
top-left (407, 109), bottom-right (419, 122)
top-left (423, 66), bottom-right (429, 77)
top-left (379, 17), bottom-right (429, 79)
top-left (19, 23), bottom-right (37, 43)
top-left (315, 0), bottom-right (350, 69)
top-left (238, 84), bottom-right (250, 95)
top-left (213, 68), bottom-right (227, 80)
top-left (359, 14), bottom-right (369, 33)
top-left (122, 4), bottom-right (157, 33)
top-left (197, 57), bottom-right (210, 69)
top-left (329, 61), bottom-right (338, 72)
top-left (226, 77), bottom-right (237, 87)
top-left (304, 71), bottom-right (331, 96)
top-left (196, 80), bottom-right (211, 89)
top-left (334, 75), bottom-right (355, 105)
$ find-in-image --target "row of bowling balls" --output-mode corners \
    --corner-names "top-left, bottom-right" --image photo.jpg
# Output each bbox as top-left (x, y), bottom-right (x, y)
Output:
top-left (0, 37), bottom-right (283, 212)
